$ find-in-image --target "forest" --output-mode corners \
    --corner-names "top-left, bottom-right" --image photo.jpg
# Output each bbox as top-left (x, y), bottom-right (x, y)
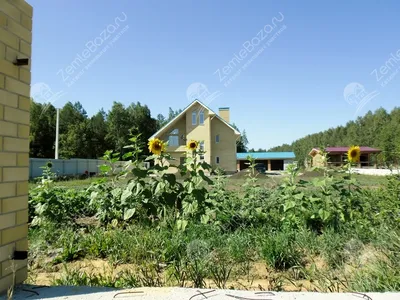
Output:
top-left (29, 100), bottom-right (248, 159)
top-left (31, 100), bottom-right (400, 167)
top-left (269, 107), bottom-right (400, 166)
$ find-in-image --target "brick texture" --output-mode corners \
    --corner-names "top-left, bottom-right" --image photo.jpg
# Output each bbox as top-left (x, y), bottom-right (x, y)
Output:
top-left (0, 89), bottom-right (18, 108)
top-left (1, 224), bottom-right (28, 244)
top-left (18, 96), bottom-right (30, 111)
top-left (0, 0), bottom-right (32, 291)
top-left (18, 124), bottom-right (29, 138)
top-left (0, 213), bottom-right (16, 230)
top-left (19, 67), bottom-right (31, 84)
top-left (4, 107), bottom-right (30, 125)
top-left (3, 167), bottom-right (29, 182)
top-left (16, 238), bottom-right (27, 251)
top-left (0, 74), bottom-right (4, 89)
top-left (0, 59), bottom-right (19, 79)
top-left (17, 153), bottom-right (29, 166)
top-left (1, 258), bottom-right (27, 276)
top-left (1, 196), bottom-right (29, 213)
top-left (0, 182), bottom-right (16, 198)
top-left (16, 181), bottom-right (28, 195)
top-left (0, 27), bottom-right (19, 49)
top-left (0, 1), bottom-right (21, 21)
top-left (0, 153), bottom-right (17, 167)
top-left (0, 120), bottom-right (17, 137)
top-left (19, 40), bottom-right (31, 56)
top-left (0, 43), bottom-right (5, 59)
top-left (5, 77), bottom-right (30, 97)
top-left (16, 209), bottom-right (28, 225)
top-left (3, 137), bottom-right (29, 152)
top-left (0, 243), bottom-right (14, 262)
top-left (20, 13), bottom-right (32, 31)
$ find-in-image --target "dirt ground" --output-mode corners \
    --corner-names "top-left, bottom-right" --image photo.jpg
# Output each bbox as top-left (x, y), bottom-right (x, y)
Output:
top-left (28, 258), bottom-right (329, 292)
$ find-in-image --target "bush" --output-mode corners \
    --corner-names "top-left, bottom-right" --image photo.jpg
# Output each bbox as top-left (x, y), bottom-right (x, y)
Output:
top-left (261, 230), bottom-right (304, 270)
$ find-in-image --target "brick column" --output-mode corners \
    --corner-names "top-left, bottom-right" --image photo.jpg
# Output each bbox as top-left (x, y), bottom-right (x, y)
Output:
top-left (0, 0), bottom-right (33, 293)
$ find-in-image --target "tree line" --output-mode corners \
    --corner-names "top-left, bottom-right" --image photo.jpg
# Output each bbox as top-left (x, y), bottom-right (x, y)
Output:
top-left (30, 100), bottom-right (249, 159)
top-left (269, 107), bottom-right (400, 166)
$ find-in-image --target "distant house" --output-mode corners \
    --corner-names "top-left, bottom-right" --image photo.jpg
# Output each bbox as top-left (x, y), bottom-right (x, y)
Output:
top-left (149, 100), bottom-right (240, 173)
top-left (237, 152), bottom-right (296, 171)
top-left (309, 146), bottom-right (381, 168)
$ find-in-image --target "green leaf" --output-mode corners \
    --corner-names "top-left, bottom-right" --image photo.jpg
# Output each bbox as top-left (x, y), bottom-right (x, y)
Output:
top-left (318, 209), bottom-right (331, 221)
top-left (176, 219), bottom-right (188, 231)
top-left (123, 208), bottom-right (136, 220)
top-left (198, 170), bottom-right (213, 184)
top-left (162, 173), bottom-right (176, 185)
top-left (294, 192), bottom-right (304, 200)
top-left (132, 168), bottom-right (148, 178)
top-left (283, 201), bottom-right (296, 212)
top-left (155, 182), bottom-right (165, 194)
top-left (201, 214), bottom-right (210, 224)
top-left (135, 182), bottom-right (143, 196)
top-left (121, 188), bottom-right (132, 203)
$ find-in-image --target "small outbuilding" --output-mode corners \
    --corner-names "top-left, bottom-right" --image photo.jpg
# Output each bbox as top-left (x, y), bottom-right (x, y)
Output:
top-left (237, 152), bottom-right (296, 171)
top-left (309, 146), bottom-right (381, 168)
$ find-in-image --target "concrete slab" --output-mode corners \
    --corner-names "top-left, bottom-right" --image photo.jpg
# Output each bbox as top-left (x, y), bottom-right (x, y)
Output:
top-left (352, 168), bottom-right (400, 176)
top-left (6, 285), bottom-right (400, 300)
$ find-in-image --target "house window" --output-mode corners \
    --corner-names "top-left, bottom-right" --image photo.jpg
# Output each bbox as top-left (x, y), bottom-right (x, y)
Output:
top-left (192, 111), bottom-right (197, 125)
top-left (216, 156), bottom-right (220, 164)
top-left (199, 141), bottom-right (205, 160)
top-left (168, 129), bottom-right (179, 146)
top-left (199, 111), bottom-right (204, 125)
top-left (215, 134), bottom-right (220, 143)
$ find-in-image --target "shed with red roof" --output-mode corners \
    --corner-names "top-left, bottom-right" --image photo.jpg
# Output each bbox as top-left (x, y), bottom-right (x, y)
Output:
top-left (309, 146), bottom-right (381, 168)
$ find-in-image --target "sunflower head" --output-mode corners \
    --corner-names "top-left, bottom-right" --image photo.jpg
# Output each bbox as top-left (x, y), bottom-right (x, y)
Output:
top-left (46, 161), bottom-right (53, 168)
top-left (148, 138), bottom-right (166, 155)
top-left (187, 140), bottom-right (199, 152)
top-left (347, 146), bottom-right (361, 163)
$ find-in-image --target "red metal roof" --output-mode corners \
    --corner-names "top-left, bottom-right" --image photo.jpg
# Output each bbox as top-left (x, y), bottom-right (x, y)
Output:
top-left (314, 146), bottom-right (381, 153)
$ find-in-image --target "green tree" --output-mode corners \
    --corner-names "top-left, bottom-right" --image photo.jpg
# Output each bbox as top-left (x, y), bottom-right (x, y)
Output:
top-left (30, 100), bottom-right (56, 158)
top-left (269, 107), bottom-right (400, 167)
top-left (232, 123), bottom-right (249, 152)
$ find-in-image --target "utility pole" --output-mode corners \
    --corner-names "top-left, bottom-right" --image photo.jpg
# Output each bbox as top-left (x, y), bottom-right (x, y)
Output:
top-left (55, 108), bottom-right (60, 159)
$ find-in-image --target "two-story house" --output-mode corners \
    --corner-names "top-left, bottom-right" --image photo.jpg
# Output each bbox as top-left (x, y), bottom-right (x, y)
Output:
top-left (149, 100), bottom-right (240, 173)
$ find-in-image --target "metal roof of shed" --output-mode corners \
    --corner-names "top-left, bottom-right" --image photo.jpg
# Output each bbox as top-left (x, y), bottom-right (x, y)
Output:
top-left (237, 152), bottom-right (295, 160)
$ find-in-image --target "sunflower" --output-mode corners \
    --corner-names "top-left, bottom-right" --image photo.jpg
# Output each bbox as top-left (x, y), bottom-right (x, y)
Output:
top-left (187, 140), bottom-right (199, 151)
top-left (148, 138), bottom-right (166, 155)
top-left (46, 161), bottom-right (53, 168)
top-left (347, 146), bottom-right (361, 163)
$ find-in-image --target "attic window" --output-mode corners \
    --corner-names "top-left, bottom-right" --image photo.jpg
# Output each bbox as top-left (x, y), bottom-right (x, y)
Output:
top-left (199, 111), bottom-right (204, 125)
top-left (192, 111), bottom-right (197, 125)
top-left (168, 129), bottom-right (179, 146)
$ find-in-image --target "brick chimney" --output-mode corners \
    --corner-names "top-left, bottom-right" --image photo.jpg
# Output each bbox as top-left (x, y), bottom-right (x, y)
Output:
top-left (219, 107), bottom-right (230, 123)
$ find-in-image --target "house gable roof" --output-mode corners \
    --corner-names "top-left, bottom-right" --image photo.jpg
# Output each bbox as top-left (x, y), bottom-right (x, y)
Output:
top-left (149, 99), bottom-right (240, 139)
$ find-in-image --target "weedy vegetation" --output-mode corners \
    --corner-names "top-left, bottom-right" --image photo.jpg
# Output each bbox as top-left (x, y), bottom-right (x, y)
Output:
top-left (27, 137), bottom-right (400, 292)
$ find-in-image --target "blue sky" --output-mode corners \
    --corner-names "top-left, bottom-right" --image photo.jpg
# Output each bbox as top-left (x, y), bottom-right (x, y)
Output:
top-left (29, 1), bottom-right (400, 149)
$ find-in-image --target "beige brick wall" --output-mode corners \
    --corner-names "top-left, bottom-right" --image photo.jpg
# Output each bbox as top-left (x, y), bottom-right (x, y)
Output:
top-left (0, 0), bottom-right (32, 294)
top-left (211, 117), bottom-right (238, 173)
